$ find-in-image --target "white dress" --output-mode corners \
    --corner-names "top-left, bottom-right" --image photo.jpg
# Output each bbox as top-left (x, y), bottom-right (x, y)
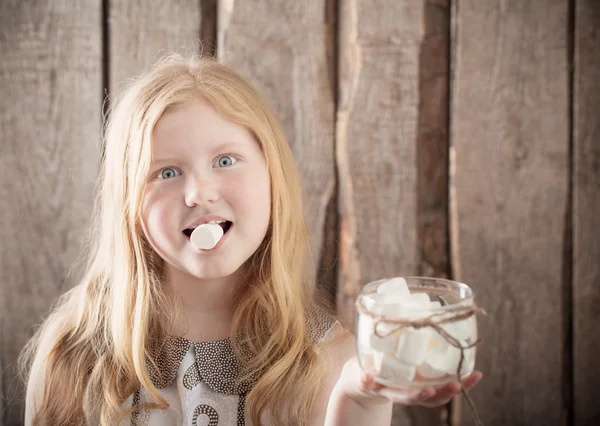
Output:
top-left (120, 307), bottom-right (337, 426)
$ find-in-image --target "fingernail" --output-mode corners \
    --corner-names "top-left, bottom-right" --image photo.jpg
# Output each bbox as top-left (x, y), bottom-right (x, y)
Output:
top-left (361, 374), bottom-right (372, 388)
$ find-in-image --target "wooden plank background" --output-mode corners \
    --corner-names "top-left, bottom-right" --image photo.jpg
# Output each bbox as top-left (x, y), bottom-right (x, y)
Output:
top-left (0, 1), bottom-right (103, 425)
top-left (451, 1), bottom-right (570, 425)
top-left (573, 1), bottom-right (600, 425)
top-left (108, 0), bottom-right (207, 92)
top-left (1, 1), bottom-right (598, 425)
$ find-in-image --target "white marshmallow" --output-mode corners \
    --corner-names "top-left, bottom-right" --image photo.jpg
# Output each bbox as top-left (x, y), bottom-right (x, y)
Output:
top-left (395, 327), bottom-right (431, 365)
top-left (358, 306), bottom-right (400, 354)
top-left (374, 352), bottom-right (416, 384)
top-left (409, 292), bottom-right (431, 307)
top-left (360, 292), bottom-right (388, 315)
top-left (424, 341), bottom-right (474, 377)
top-left (423, 347), bottom-right (458, 375)
top-left (370, 331), bottom-right (398, 353)
top-left (441, 316), bottom-right (475, 341)
top-left (356, 315), bottom-right (375, 349)
top-left (376, 277), bottom-right (410, 304)
top-left (462, 346), bottom-right (476, 374)
top-left (400, 302), bottom-right (432, 321)
top-left (417, 362), bottom-right (446, 379)
top-left (357, 315), bottom-right (399, 353)
top-left (427, 330), bottom-right (450, 353)
top-left (374, 320), bottom-right (399, 339)
top-left (380, 292), bottom-right (429, 321)
top-left (430, 300), bottom-right (442, 310)
top-left (190, 223), bottom-right (224, 250)
top-left (378, 303), bottom-right (417, 319)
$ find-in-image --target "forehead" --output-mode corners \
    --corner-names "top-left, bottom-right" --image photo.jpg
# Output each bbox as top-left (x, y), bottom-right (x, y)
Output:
top-left (151, 98), bottom-right (255, 156)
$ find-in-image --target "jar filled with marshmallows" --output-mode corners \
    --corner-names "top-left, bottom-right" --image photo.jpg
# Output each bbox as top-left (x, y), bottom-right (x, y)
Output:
top-left (355, 277), bottom-right (481, 389)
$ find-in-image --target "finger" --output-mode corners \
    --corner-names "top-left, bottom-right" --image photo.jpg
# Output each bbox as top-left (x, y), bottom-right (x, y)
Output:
top-left (420, 396), bottom-right (454, 408)
top-left (419, 382), bottom-right (461, 406)
top-left (379, 383), bottom-right (450, 406)
top-left (422, 374), bottom-right (483, 407)
top-left (360, 373), bottom-right (384, 393)
top-left (419, 387), bottom-right (436, 400)
top-left (377, 387), bottom-right (430, 405)
top-left (462, 371), bottom-right (483, 390)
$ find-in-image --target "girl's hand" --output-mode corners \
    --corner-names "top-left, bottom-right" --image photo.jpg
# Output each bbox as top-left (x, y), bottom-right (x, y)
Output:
top-left (338, 356), bottom-right (483, 408)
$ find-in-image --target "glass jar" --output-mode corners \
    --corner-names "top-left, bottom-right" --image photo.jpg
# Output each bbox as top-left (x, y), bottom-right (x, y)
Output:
top-left (356, 276), bottom-right (478, 389)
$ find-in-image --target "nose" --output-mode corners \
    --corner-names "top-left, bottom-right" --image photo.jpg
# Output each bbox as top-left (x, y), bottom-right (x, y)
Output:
top-left (184, 174), bottom-right (220, 207)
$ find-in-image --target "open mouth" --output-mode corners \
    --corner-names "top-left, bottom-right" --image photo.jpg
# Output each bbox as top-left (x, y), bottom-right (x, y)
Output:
top-left (183, 221), bottom-right (233, 239)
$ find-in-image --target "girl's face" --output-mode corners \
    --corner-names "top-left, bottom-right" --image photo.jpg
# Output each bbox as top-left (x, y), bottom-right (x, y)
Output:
top-left (140, 98), bottom-right (271, 281)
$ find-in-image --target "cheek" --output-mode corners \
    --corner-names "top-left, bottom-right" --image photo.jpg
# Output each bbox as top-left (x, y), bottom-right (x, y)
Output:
top-left (141, 190), bottom-right (174, 233)
top-left (226, 173), bottom-right (271, 220)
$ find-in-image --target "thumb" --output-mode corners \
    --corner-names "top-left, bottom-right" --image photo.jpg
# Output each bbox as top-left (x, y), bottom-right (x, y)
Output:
top-left (360, 372), bottom-right (384, 392)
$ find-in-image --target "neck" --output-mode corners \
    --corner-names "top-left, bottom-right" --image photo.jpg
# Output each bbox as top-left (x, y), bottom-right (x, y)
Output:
top-left (162, 265), bottom-right (246, 342)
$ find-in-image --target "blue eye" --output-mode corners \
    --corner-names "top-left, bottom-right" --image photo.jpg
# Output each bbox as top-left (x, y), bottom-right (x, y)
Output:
top-left (158, 167), bottom-right (181, 179)
top-left (216, 155), bottom-right (237, 168)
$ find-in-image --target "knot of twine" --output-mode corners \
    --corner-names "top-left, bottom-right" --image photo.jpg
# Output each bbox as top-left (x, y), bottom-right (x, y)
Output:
top-left (355, 287), bottom-right (486, 426)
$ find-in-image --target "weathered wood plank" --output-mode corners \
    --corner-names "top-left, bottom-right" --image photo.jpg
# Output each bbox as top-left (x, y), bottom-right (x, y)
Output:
top-left (573, 0), bottom-right (600, 424)
top-left (218, 0), bottom-right (335, 287)
top-left (416, 1), bottom-right (451, 424)
top-left (0, 328), bottom-right (4, 426)
top-left (0, 0), bottom-right (102, 424)
top-left (337, 0), bottom-right (421, 330)
top-left (451, 1), bottom-right (569, 425)
top-left (337, 1), bottom-right (445, 425)
top-left (314, 0), bottom-right (340, 306)
top-left (417, 0), bottom-right (450, 291)
top-left (200, 0), bottom-right (218, 58)
top-left (109, 0), bottom-right (205, 93)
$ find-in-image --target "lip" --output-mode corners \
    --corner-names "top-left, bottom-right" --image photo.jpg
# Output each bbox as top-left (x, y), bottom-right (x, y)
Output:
top-left (183, 215), bottom-right (231, 232)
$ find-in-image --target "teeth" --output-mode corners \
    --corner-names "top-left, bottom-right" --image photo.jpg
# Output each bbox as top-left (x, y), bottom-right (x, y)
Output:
top-left (188, 220), bottom-right (226, 230)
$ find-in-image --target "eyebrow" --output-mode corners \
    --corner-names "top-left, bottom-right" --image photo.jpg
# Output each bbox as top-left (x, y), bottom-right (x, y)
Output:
top-left (150, 142), bottom-right (247, 165)
top-left (150, 157), bottom-right (181, 166)
top-left (211, 141), bottom-right (246, 153)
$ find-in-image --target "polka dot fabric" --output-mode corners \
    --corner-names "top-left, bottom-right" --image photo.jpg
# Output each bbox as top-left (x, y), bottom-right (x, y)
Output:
top-left (192, 404), bottom-right (219, 425)
top-left (125, 305), bottom-right (337, 425)
top-left (148, 335), bottom-right (191, 389)
top-left (183, 362), bottom-right (202, 390)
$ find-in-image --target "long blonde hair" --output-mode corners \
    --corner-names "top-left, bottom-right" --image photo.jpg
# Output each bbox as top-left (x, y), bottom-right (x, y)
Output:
top-left (20, 53), bottom-right (327, 425)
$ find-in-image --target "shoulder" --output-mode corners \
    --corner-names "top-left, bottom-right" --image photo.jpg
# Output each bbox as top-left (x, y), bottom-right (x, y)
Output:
top-left (319, 322), bottom-right (355, 370)
top-left (304, 303), bottom-right (338, 342)
top-left (303, 302), bottom-right (354, 360)
top-left (303, 303), bottom-right (355, 378)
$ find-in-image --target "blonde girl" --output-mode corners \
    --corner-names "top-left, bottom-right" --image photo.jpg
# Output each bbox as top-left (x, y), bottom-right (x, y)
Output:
top-left (21, 53), bottom-right (481, 426)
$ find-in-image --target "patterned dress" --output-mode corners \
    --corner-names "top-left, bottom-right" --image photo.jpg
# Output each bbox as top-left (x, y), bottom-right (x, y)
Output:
top-left (120, 307), bottom-right (337, 426)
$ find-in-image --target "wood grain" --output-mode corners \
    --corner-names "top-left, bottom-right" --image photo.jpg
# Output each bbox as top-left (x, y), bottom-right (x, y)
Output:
top-left (417, 0), bottom-right (450, 287)
top-left (218, 0), bottom-right (336, 285)
top-left (573, 0), bottom-right (600, 424)
top-left (415, 1), bottom-right (451, 424)
top-left (451, 1), bottom-right (569, 424)
top-left (0, 328), bottom-right (4, 426)
top-left (337, 0), bottom-right (422, 327)
top-left (0, 0), bottom-right (102, 424)
top-left (337, 1), bottom-right (445, 425)
top-left (108, 0), bottom-right (205, 93)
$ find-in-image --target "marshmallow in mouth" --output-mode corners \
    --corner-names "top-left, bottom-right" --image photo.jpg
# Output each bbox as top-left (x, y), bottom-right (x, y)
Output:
top-left (186, 220), bottom-right (232, 250)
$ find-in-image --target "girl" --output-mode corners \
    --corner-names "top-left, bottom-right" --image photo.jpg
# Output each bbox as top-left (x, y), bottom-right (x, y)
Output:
top-left (21, 53), bottom-right (481, 426)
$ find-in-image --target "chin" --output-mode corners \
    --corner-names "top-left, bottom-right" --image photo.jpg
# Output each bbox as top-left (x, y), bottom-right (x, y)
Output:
top-left (188, 262), bottom-right (246, 281)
